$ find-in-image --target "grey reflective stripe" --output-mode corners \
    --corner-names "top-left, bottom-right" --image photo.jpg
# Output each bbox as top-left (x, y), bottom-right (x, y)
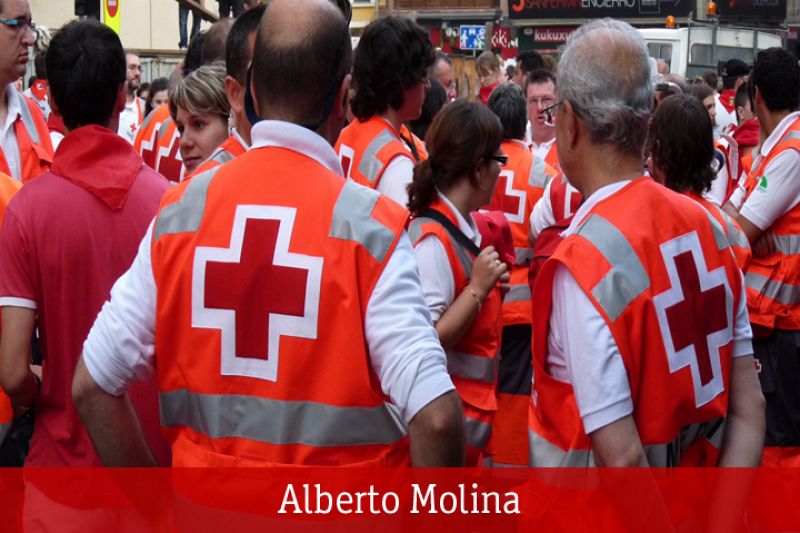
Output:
top-left (785, 131), bottom-right (800, 142)
top-left (577, 215), bottom-right (650, 322)
top-left (160, 389), bottom-right (407, 447)
top-left (408, 217), bottom-right (473, 279)
top-left (718, 209), bottom-right (750, 250)
top-left (209, 147), bottom-right (236, 165)
top-left (17, 95), bottom-right (40, 145)
top-left (504, 283), bottom-right (531, 303)
top-left (704, 210), bottom-right (730, 252)
top-left (465, 416), bottom-right (492, 450)
top-left (528, 157), bottom-right (549, 188)
top-left (140, 108), bottom-right (156, 132)
top-left (0, 422), bottom-right (9, 443)
top-left (528, 429), bottom-right (595, 467)
top-left (358, 130), bottom-right (396, 185)
top-left (515, 247), bottom-right (533, 265)
top-left (153, 166), bottom-right (219, 241)
top-left (746, 271), bottom-right (800, 306)
top-left (447, 350), bottom-right (497, 383)
top-left (158, 117), bottom-right (173, 138)
top-left (774, 234), bottom-right (800, 255)
top-left (329, 180), bottom-right (396, 263)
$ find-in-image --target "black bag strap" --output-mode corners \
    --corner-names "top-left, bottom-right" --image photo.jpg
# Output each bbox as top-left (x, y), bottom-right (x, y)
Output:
top-left (417, 208), bottom-right (481, 257)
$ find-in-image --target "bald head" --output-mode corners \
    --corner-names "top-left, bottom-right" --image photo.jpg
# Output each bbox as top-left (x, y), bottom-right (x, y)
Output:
top-left (558, 19), bottom-right (653, 155)
top-left (202, 17), bottom-right (235, 64)
top-left (252, 0), bottom-right (350, 125)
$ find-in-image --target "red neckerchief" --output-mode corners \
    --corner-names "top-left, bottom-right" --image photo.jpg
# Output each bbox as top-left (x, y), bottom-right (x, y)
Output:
top-left (30, 79), bottom-right (47, 102)
top-left (51, 125), bottom-right (144, 211)
top-left (719, 89), bottom-right (736, 114)
top-left (732, 118), bottom-right (760, 148)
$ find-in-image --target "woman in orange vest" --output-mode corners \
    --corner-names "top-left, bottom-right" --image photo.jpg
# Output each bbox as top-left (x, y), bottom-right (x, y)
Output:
top-left (169, 63), bottom-right (230, 176)
top-left (407, 100), bottom-right (508, 466)
top-left (648, 94), bottom-right (752, 272)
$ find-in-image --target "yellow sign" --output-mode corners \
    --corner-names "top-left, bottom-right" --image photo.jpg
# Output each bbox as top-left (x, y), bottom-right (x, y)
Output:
top-left (102, 0), bottom-right (121, 35)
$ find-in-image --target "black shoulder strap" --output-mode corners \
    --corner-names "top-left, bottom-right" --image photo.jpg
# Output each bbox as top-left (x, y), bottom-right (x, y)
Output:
top-left (417, 208), bottom-right (481, 257)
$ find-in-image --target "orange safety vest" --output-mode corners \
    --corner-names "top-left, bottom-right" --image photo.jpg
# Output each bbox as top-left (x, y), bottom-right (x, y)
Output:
top-left (0, 93), bottom-right (53, 182)
top-left (541, 140), bottom-right (560, 173)
top-left (408, 198), bottom-right (502, 465)
top-left (150, 144), bottom-right (410, 466)
top-left (134, 104), bottom-right (170, 170)
top-left (399, 124), bottom-right (428, 162)
top-left (335, 117), bottom-right (413, 189)
top-left (529, 178), bottom-right (742, 467)
top-left (549, 172), bottom-right (583, 223)
top-left (741, 116), bottom-right (800, 331)
top-left (155, 116), bottom-right (183, 183)
top-left (0, 172), bottom-right (21, 442)
top-left (687, 192), bottom-right (752, 272)
top-left (189, 134), bottom-right (247, 178)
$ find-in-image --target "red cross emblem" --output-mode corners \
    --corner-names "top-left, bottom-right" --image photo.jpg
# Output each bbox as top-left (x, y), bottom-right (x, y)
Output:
top-left (653, 232), bottom-right (732, 407)
top-left (338, 144), bottom-right (355, 179)
top-left (139, 122), bottom-right (161, 168)
top-left (157, 130), bottom-right (184, 183)
top-left (193, 205), bottom-right (323, 382)
top-left (484, 170), bottom-right (525, 223)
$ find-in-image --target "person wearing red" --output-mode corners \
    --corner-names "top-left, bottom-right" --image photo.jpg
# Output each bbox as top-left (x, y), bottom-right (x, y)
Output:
top-left (72, 0), bottom-right (463, 468)
top-left (484, 83), bottom-right (556, 466)
top-left (335, 16), bottom-right (434, 207)
top-left (0, 19), bottom-right (170, 468)
top-left (0, 172), bottom-right (20, 453)
top-left (23, 53), bottom-right (49, 120)
top-left (407, 100), bottom-right (508, 466)
top-left (476, 51), bottom-right (501, 105)
top-left (717, 58), bottom-right (749, 131)
top-left (725, 48), bottom-right (800, 466)
top-left (732, 82), bottom-right (760, 175)
top-left (648, 94), bottom-right (751, 272)
top-left (529, 19), bottom-right (764, 468)
top-left (0, 0), bottom-right (52, 182)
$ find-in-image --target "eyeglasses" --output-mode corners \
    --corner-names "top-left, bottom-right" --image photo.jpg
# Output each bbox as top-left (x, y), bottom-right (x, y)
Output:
top-left (487, 154), bottom-right (508, 166)
top-left (540, 100), bottom-right (563, 127)
top-left (128, 65), bottom-right (143, 72)
top-left (527, 97), bottom-right (555, 108)
top-left (0, 17), bottom-right (35, 33)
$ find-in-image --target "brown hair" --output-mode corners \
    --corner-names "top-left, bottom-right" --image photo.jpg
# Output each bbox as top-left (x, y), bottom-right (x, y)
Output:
top-left (407, 100), bottom-right (503, 215)
top-left (476, 51), bottom-right (500, 76)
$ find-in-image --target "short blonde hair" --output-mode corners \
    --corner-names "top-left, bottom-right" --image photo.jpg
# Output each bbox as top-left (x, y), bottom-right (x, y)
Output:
top-left (169, 61), bottom-right (230, 120)
top-left (476, 51), bottom-right (500, 75)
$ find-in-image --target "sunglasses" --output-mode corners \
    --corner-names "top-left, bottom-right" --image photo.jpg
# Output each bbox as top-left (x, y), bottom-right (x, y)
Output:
top-left (487, 154), bottom-right (508, 166)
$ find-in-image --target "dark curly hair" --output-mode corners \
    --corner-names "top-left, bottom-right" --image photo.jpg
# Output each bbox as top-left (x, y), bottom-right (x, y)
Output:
top-left (407, 100), bottom-right (503, 215)
top-left (751, 47), bottom-right (800, 113)
top-left (647, 94), bottom-right (715, 196)
top-left (350, 16), bottom-right (435, 121)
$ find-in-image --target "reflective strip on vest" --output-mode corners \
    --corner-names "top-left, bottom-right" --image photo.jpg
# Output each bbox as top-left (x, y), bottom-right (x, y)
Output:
top-left (0, 421), bottom-right (9, 443)
top-left (465, 416), bottom-right (492, 450)
top-left (17, 96), bottom-right (40, 145)
top-left (774, 234), bottom-right (800, 256)
top-left (329, 180), bottom-right (396, 263)
top-left (721, 212), bottom-right (750, 250)
top-left (577, 215), bottom-right (650, 322)
top-left (153, 166), bottom-right (219, 241)
top-left (528, 157), bottom-right (549, 188)
top-left (358, 130), bottom-right (396, 185)
top-left (504, 284), bottom-right (531, 303)
top-left (209, 147), bottom-right (237, 165)
top-left (408, 217), bottom-right (473, 279)
top-left (160, 389), bottom-right (407, 447)
top-left (528, 429), bottom-right (594, 467)
top-left (746, 271), bottom-right (800, 306)
top-left (704, 210), bottom-right (730, 252)
top-left (515, 247), bottom-right (533, 265)
top-left (158, 118), bottom-right (173, 138)
top-left (447, 350), bottom-right (498, 383)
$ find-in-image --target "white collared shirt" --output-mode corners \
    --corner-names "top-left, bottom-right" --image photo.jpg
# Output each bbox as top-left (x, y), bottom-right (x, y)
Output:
top-left (531, 136), bottom-right (556, 164)
top-left (0, 85), bottom-right (24, 181)
top-left (83, 120), bottom-right (454, 426)
top-left (728, 111), bottom-right (800, 230)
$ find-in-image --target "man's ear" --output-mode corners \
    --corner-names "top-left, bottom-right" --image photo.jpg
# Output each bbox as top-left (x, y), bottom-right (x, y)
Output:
top-left (333, 73), bottom-right (352, 121)
top-left (225, 75), bottom-right (244, 116)
top-left (559, 100), bottom-right (580, 151)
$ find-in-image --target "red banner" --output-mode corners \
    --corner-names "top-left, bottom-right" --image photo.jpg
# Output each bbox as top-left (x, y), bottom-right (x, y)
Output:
top-left (2, 468), bottom-right (800, 532)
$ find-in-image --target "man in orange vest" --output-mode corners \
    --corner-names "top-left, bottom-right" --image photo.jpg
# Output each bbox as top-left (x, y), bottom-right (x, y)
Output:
top-left (724, 48), bottom-right (800, 466)
top-left (190, 5), bottom-right (266, 177)
top-left (0, 0), bottom-right (52, 182)
top-left (335, 16), bottom-right (434, 207)
top-left (528, 19), bottom-right (764, 468)
top-left (73, 0), bottom-right (464, 467)
top-left (483, 83), bottom-right (556, 466)
top-left (525, 69), bottom-right (560, 172)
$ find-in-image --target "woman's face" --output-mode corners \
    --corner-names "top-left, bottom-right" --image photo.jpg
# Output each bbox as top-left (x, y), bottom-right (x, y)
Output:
top-left (175, 108), bottom-right (228, 174)
top-left (702, 95), bottom-right (717, 126)
top-left (151, 90), bottom-right (168, 109)
top-left (477, 68), bottom-right (499, 89)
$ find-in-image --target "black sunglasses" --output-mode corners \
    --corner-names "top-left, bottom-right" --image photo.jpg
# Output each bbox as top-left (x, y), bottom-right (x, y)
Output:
top-left (487, 154), bottom-right (508, 166)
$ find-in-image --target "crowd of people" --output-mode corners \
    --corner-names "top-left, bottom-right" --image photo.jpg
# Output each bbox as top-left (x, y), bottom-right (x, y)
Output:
top-left (0, 0), bottom-right (797, 474)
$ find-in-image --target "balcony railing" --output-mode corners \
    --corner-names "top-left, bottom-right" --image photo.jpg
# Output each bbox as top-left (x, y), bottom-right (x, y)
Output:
top-left (393, 0), bottom-right (500, 9)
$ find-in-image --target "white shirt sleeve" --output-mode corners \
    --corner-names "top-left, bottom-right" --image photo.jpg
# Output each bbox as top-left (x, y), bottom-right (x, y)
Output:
top-left (365, 233), bottom-right (455, 424)
top-left (739, 150), bottom-right (800, 231)
top-left (376, 155), bottom-right (415, 209)
top-left (82, 223), bottom-right (157, 397)
top-left (546, 263), bottom-right (634, 434)
top-left (530, 178), bottom-right (556, 239)
top-left (411, 234), bottom-right (455, 323)
top-left (703, 152), bottom-right (729, 207)
top-left (732, 272), bottom-right (754, 358)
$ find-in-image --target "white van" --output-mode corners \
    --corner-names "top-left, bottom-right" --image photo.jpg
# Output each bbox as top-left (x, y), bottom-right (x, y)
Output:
top-left (638, 25), bottom-right (783, 78)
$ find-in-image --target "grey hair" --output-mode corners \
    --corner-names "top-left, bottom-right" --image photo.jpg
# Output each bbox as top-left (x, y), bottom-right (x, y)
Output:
top-left (558, 19), bottom-right (653, 154)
